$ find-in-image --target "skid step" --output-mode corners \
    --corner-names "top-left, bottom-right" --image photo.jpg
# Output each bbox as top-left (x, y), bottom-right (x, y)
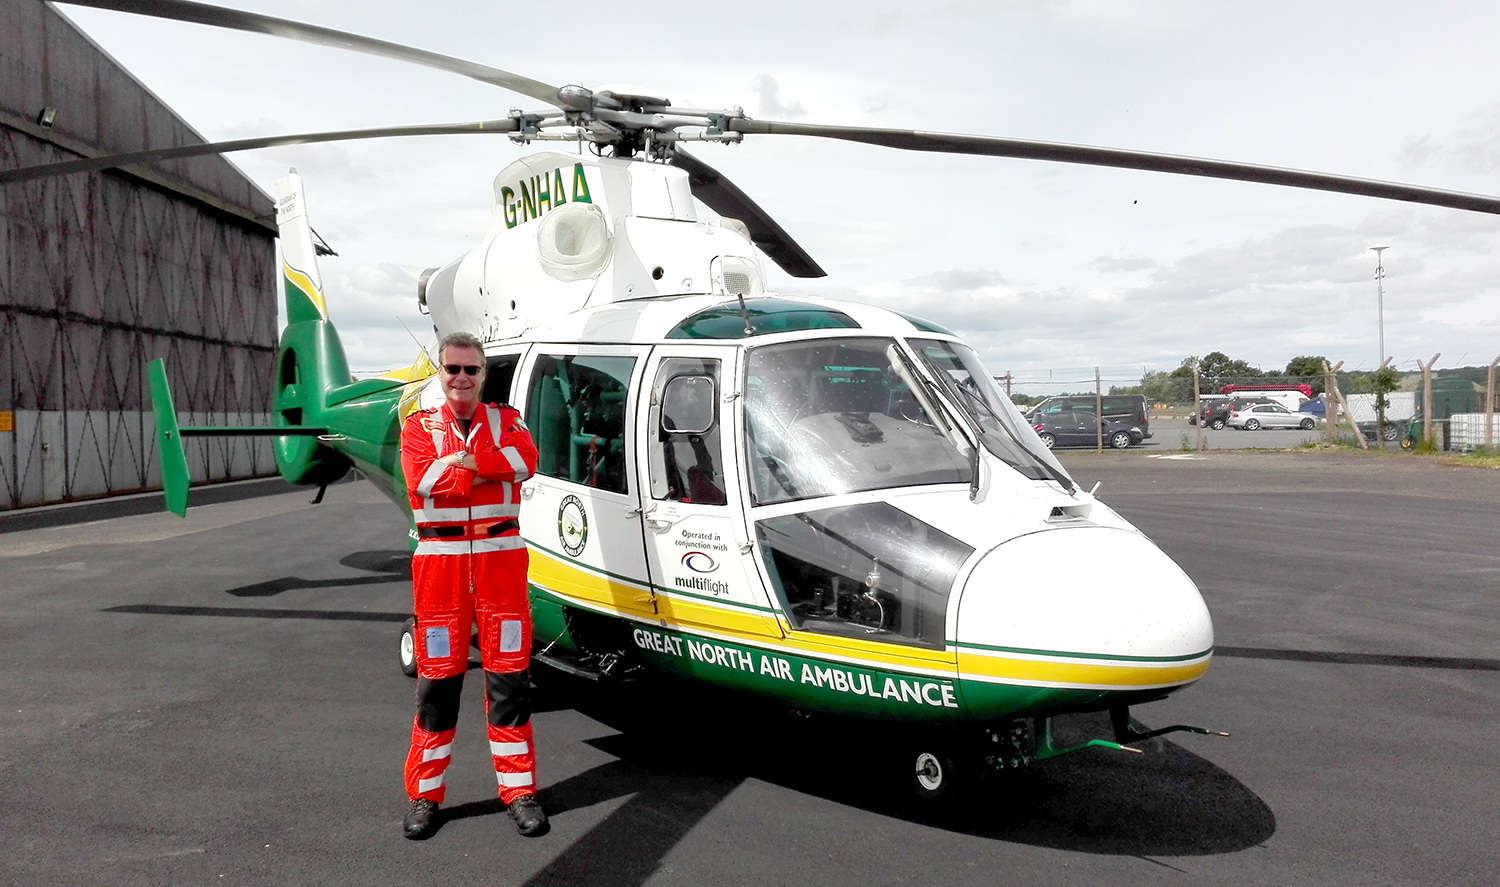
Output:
top-left (533, 648), bottom-right (639, 682)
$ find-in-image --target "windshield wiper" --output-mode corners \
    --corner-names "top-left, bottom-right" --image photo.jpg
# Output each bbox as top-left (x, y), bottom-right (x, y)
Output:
top-left (950, 380), bottom-right (1075, 492)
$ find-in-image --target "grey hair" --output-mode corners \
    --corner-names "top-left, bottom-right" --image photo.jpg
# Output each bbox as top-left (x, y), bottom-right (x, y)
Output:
top-left (437, 331), bottom-right (485, 364)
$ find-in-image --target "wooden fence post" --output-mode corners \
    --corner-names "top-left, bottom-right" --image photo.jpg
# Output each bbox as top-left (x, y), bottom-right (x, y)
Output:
top-left (1487, 354), bottom-right (1498, 449)
top-left (1323, 360), bottom-right (1343, 442)
top-left (1420, 353), bottom-right (1440, 447)
top-left (1327, 363), bottom-right (1367, 450)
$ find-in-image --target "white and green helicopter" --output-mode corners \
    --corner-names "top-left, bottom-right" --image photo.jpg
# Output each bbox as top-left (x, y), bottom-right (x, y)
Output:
top-left (19, 0), bottom-right (1500, 800)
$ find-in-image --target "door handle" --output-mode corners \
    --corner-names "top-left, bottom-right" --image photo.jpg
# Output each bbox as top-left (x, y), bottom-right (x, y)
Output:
top-left (521, 486), bottom-right (535, 500)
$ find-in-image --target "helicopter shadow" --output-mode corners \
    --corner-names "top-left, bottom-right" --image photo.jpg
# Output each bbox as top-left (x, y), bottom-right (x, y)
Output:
top-left (526, 675), bottom-right (1272, 873)
top-left (223, 550), bottom-right (410, 597)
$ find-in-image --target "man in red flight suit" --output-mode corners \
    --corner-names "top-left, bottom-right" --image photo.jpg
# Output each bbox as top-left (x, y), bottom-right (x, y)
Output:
top-left (399, 331), bottom-right (546, 839)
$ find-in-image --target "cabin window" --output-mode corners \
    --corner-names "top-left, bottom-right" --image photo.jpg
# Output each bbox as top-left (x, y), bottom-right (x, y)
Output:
top-left (755, 503), bottom-right (972, 650)
top-left (525, 353), bottom-right (635, 494)
top-left (648, 358), bottom-right (725, 505)
top-left (742, 338), bottom-right (971, 505)
top-left (481, 354), bottom-right (520, 404)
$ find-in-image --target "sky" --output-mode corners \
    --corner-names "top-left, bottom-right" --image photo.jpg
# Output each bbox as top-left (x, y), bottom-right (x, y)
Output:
top-left (54, 0), bottom-right (1500, 393)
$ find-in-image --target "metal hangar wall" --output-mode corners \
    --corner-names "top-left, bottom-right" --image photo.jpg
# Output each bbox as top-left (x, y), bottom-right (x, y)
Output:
top-left (0, 0), bottom-right (278, 509)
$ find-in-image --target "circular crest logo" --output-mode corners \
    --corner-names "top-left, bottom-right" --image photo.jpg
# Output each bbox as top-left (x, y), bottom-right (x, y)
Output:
top-left (680, 551), bottom-right (718, 573)
top-left (557, 495), bottom-right (588, 556)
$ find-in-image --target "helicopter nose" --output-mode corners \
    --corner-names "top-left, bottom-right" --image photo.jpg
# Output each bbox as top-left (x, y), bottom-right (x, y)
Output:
top-left (955, 526), bottom-right (1213, 700)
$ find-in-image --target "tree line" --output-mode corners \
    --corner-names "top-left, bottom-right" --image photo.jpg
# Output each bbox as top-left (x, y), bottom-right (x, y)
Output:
top-left (1108, 352), bottom-right (1407, 405)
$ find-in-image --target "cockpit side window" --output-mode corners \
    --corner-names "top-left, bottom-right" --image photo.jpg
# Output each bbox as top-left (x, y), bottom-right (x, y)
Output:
top-left (648, 357), bottom-right (726, 505)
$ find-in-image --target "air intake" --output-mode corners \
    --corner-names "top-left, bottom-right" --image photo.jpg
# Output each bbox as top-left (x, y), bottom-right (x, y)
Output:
top-left (711, 256), bottom-right (764, 298)
top-left (536, 203), bottom-right (612, 281)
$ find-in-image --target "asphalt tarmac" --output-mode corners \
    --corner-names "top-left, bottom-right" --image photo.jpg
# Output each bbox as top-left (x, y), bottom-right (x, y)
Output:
top-left (2, 451), bottom-right (1497, 886)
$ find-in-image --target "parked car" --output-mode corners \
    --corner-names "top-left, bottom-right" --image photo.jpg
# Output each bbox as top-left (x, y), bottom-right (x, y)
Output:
top-left (1196, 397), bottom-right (1271, 430)
top-left (1025, 394), bottom-right (1152, 439)
top-left (1033, 410), bottom-right (1144, 449)
top-left (1227, 403), bottom-right (1320, 430)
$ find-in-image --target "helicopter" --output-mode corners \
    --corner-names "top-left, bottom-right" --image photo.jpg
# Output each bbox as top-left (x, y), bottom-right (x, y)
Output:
top-left (16, 0), bottom-right (1500, 800)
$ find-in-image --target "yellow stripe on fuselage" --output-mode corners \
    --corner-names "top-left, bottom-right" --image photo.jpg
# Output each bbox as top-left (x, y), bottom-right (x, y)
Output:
top-left (529, 549), bottom-right (655, 619)
top-left (958, 649), bottom-right (1212, 690)
top-left (529, 550), bottom-right (1205, 690)
top-left (282, 263), bottom-right (327, 319)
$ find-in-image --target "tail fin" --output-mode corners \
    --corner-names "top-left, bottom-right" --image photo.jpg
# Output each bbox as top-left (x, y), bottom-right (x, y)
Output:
top-left (270, 170), bottom-right (353, 487)
top-left (275, 170), bottom-right (330, 325)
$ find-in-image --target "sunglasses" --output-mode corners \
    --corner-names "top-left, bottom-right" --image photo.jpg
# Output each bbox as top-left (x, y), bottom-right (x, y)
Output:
top-left (443, 364), bottom-right (483, 376)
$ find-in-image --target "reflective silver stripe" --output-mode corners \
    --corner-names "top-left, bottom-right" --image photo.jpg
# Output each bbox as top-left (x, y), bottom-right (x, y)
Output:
top-left (414, 540), bottom-right (472, 556)
top-left (421, 743), bottom-right (453, 763)
top-left (416, 461), bottom-right (447, 497)
top-left (499, 481), bottom-right (513, 503)
top-left (430, 424), bottom-right (446, 454)
top-left (489, 740), bottom-right (529, 757)
top-left (414, 505), bottom-right (470, 522)
top-left (471, 536), bottom-right (527, 554)
top-left (417, 774), bottom-right (445, 793)
top-left (496, 771), bottom-right (534, 788)
top-left (487, 405), bottom-right (503, 447)
top-left (500, 446), bottom-right (531, 481)
top-left (414, 504), bottom-right (519, 525)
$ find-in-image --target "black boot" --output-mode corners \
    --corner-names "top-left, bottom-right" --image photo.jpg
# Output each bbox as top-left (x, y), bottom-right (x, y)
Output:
top-left (507, 794), bottom-right (549, 837)
top-left (402, 798), bottom-right (441, 840)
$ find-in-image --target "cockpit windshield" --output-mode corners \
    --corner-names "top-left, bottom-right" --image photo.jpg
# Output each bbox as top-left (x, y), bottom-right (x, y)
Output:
top-left (744, 338), bottom-right (973, 505)
top-left (908, 339), bottom-right (1074, 488)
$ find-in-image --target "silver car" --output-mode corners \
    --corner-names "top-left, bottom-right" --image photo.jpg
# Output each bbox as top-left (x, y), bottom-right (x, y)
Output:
top-left (1227, 403), bottom-right (1319, 430)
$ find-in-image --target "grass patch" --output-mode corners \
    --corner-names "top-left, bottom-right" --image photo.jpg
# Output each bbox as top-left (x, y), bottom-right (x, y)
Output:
top-left (1440, 448), bottom-right (1500, 469)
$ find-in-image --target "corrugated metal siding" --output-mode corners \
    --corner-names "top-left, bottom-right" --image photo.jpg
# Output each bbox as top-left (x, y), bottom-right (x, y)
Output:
top-left (1, 0), bottom-right (279, 508)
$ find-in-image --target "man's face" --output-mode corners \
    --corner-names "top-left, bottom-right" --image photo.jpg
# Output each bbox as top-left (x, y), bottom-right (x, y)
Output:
top-left (439, 344), bottom-right (486, 410)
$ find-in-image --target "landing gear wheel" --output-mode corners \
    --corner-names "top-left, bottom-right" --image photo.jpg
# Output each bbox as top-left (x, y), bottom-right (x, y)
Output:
top-left (1109, 430), bottom-right (1133, 449)
top-left (1244, 418), bottom-right (1261, 430)
top-left (399, 617), bottom-right (418, 678)
top-left (912, 750), bottom-right (956, 800)
top-left (905, 742), bottom-right (977, 806)
top-left (1038, 432), bottom-right (1056, 449)
top-left (1209, 418), bottom-right (1226, 430)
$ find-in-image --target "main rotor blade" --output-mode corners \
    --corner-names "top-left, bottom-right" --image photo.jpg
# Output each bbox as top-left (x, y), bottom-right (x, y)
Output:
top-left (668, 147), bottom-right (826, 279)
top-left (57, 0), bottom-right (566, 108)
top-left (0, 120), bottom-right (519, 183)
top-left (731, 119), bottom-right (1500, 216)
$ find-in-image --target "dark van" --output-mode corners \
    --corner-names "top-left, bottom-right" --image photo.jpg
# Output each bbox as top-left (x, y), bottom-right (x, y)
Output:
top-left (1024, 394), bottom-right (1151, 439)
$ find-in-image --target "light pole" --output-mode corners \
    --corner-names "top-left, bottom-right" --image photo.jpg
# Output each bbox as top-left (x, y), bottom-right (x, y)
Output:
top-left (1370, 243), bottom-right (1389, 368)
top-left (1370, 243), bottom-right (1390, 446)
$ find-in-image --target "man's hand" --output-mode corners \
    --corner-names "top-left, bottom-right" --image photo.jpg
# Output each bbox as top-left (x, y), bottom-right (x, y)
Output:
top-left (439, 452), bottom-right (474, 469)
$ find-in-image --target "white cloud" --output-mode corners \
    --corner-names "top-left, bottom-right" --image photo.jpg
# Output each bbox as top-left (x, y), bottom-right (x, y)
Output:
top-left (752, 75), bottom-right (807, 120)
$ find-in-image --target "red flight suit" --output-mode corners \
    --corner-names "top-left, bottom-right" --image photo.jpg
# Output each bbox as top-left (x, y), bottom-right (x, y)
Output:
top-left (399, 401), bottom-right (539, 805)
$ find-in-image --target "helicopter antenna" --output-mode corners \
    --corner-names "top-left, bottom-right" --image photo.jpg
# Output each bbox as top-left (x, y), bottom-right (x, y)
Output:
top-left (396, 315), bottom-right (435, 364)
top-left (734, 292), bottom-right (755, 337)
